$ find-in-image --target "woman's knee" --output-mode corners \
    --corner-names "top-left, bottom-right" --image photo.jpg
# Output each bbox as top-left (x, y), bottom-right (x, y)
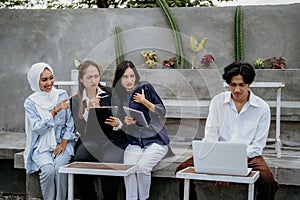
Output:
top-left (40, 164), bottom-right (55, 179)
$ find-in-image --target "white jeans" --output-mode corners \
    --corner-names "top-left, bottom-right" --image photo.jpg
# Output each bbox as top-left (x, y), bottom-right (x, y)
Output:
top-left (124, 143), bottom-right (168, 200)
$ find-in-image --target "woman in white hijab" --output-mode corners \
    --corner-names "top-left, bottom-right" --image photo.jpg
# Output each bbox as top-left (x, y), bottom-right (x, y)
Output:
top-left (24, 62), bottom-right (76, 200)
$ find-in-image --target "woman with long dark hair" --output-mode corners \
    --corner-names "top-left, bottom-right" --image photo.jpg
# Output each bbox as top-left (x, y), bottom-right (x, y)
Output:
top-left (112, 60), bottom-right (171, 200)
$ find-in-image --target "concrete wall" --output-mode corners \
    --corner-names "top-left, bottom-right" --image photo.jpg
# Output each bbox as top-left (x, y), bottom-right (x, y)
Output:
top-left (0, 4), bottom-right (300, 132)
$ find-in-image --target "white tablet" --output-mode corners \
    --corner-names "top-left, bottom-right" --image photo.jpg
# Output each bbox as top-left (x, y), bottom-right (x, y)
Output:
top-left (123, 106), bottom-right (148, 127)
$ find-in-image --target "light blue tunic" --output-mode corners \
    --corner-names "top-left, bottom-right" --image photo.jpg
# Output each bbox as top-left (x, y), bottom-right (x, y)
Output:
top-left (24, 89), bottom-right (76, 174)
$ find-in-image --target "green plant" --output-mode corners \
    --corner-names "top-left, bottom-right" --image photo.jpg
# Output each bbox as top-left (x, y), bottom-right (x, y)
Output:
top-left (234, 6), bottom-right (243, 61)
top-left (254, 57), bottom-right (286, 69)
top-left (187, 36), bottom-right (207, 69)
top-left (114, 26), bottom-right (124, 66)
top-left (141, 50), bottom-right (158, 68)
top-left (157, 0), bottom-right (187, 69)
top-left (254, 57), bottom-right (265, 69)
top-left (74, 59), bottom-right (81, 69)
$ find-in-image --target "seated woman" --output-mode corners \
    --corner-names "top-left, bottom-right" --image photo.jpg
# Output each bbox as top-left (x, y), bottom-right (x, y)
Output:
top-left (24, 62), bottom-right (76, 200)
top-left (111, 60), bottom-right (172, 200)
top-left (70, 60), bottom-right (127, 200)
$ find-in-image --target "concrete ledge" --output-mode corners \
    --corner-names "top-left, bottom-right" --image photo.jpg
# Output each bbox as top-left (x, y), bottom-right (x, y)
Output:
top-left (0, 131), bottom-right (26, 159)
top-left (164, 99), bottom-right (300, 121)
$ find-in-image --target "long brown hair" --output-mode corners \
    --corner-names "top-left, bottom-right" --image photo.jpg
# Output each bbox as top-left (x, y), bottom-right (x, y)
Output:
top-left (77, 60), bottom-right (105, 119)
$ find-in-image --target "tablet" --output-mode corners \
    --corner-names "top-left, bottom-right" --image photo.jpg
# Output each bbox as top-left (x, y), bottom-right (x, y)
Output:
top-left (93, 106), bottom-right (119, 125)
top-left (123, 106), bottom-right (148, 127)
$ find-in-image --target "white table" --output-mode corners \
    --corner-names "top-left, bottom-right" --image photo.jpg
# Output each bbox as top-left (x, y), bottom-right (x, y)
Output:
top-left (59, 162), bottom-right (137, 200)
top-left (176, 167), bottom-right (260, 200)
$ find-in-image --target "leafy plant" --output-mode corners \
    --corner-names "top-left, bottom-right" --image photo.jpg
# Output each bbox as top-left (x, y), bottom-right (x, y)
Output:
top-left (187, 36), bottom-right (207, 69)
top-left (161, 57), bottom-right (176, 68)
top-left (234, 6), bottom-right (243, 61)
top-left (157, 0), bottom-right (187, 69)
top-left (141, 50), bottom-right (158, 68)
top-left (114, 26), bottom-right (124, 66)
top-left (200, 54), bottom-right (215, 68)
top-left (265, 57), bottom-right (286, 69)
top-left (254, 57), bottom-right (265, 69)
top-left (74, 59), bottom-right (81, 69)
top-left (254, 57), bottom-right (286, 69)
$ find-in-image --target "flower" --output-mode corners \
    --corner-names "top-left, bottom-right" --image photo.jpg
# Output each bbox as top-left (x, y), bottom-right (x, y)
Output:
top-left (200, 54), bottom-right (215, 68)
top-left (161, 57), bottom-right (176, 68)
top-left (141, 50), bottom-right (158, 68)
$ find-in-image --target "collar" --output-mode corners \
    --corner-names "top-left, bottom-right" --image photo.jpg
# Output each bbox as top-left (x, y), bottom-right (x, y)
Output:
top-left (223, 90), bottom-right (259, 108)
top-left (82, 87), bottom-right (106, 102)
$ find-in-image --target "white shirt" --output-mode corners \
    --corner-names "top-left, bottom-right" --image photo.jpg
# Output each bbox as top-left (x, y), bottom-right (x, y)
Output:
top-left (82, 87), bottom-right (106, 121)
top-left (82, 87), bottom-right (123, 130)
top-left (204, 90), bottom-right (271, 158)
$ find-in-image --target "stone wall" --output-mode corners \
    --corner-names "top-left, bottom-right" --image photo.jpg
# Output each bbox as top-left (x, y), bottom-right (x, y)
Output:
top-left (0, 4), bottom-right (299, 132)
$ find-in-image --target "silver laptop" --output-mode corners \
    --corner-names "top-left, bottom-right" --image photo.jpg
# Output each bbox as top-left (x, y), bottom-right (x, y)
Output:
top-left (192, 140), bottom-right (251, 176)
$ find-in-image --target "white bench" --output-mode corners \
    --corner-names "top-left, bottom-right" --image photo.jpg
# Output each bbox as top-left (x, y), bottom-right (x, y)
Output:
top-left (59, 162), bottom-right (137, 200)
top-left (176, 167), bottom-right (260, 200)
top-left (247, 82), bottom-right (285, 158)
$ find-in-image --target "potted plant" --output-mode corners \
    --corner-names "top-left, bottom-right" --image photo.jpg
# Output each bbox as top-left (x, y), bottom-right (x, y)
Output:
top-left (254, 57), bottom-right (286, 69)
top-left (141, 50), bottom-right (158, 68)
top-left (200, 54), bottom-right (215, 68)
top-left (161, 57), bottom-right (176, 69)
top-left (187, 36), bottom-right (207, 69)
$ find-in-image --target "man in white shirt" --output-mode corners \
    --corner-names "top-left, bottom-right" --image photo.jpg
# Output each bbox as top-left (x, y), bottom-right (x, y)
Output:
top-left (176, 61), bottom-right (279, 200)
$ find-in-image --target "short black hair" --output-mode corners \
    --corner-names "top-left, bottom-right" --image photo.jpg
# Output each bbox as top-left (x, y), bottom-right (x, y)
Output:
top-left (222, 61), bottom-right (256, 84)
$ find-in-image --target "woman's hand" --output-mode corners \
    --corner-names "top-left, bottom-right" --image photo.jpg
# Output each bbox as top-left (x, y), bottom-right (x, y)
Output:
top-left (53, 140), bottom-right (68, 157)
top-left (133, 89), bottom-right (146, 103)
top-left (124, 116), bottom-right (137, 126)
top-left (133, 89), bottom-right (155, 112)
top-left (87, 96), bottom-right (100, 108)
top-left (52, 97), bottom-right (70, 116)
top-left (105, 116), bottom-right (120, 127)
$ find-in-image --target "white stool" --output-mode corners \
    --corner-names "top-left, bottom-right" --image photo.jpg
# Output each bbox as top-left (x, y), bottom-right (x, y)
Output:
top-left (176, 167), bottom-right (259, 200)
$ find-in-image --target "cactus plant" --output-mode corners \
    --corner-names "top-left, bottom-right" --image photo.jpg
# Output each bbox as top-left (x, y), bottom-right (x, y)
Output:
top-left (234, 6), bottom-right (243, 61)
top-left (157, 0), bottom-right (187, 69)
top-left (114, 26), bottom-right (124, 66)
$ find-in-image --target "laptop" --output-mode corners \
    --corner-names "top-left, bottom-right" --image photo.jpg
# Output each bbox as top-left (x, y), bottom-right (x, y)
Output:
top-left (192, 140), bottom-right (251, 176)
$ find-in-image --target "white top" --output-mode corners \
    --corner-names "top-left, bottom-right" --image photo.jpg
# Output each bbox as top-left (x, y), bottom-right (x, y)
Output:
top-left (204, 91), bottom-right (271, 158)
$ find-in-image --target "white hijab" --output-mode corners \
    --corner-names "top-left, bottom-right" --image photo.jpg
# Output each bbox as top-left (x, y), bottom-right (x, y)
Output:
top-left (26, 62), bottom-right (58, 153)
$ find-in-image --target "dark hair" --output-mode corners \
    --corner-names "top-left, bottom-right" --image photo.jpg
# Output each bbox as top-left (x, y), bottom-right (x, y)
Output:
top-left (222, 61), bottom-right (256, 84)
top-left (112, 60), bottom-right (140, 88)
top-left (77, 60), bottom-right (104, 119)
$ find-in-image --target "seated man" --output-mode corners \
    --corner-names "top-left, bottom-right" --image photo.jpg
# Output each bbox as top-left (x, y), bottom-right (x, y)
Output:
top-left (176, 61), bottom-right (279, 200)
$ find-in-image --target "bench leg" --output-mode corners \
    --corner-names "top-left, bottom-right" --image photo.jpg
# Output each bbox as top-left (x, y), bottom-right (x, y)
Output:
top-left (183, 179), bottom-right (190, 200)
top-left (68, 174), bottom-right (74, 200)
top-left (248, 183), bottom-right (255, 200)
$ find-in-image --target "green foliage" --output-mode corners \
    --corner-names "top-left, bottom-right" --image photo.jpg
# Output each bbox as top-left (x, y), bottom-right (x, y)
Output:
top-left (187, 36), bottom-right (207, 69)
top-left (114, 26), bottom-right (124, 66)
top-left (157, 0), bottom-right (187, 69)
top-left (234, 6), bottom-right (243, 61)
top-left (254, 57), bottom-right (265, 69)
top-left (0, 0), bottom-right (233, 9)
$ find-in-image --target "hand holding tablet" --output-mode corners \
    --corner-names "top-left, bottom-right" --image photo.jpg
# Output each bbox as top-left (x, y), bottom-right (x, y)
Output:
top-left (123, 106), bottom-right (148, 127)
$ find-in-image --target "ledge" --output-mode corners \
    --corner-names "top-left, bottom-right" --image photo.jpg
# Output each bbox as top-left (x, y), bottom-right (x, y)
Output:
top-left (164, 99), bottom-right (300, 121)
